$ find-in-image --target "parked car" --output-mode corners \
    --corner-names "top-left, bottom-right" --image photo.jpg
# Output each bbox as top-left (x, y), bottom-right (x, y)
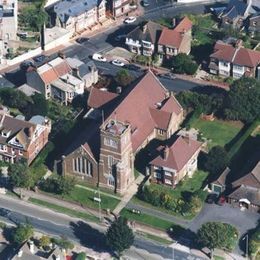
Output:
top-left (217, 196), bottom-right (226, 206)
top-left (92, 53), bottom-right (107, 62)
top-left (124, 64), bottom-right (142, 71)
top-left (124, 16), bottom-right (137, 24)
top-left (115, 34), bottom-right (127, 42)
top-left (76, 37), bottom-right (89, 44)
top-left (112, 59), bottom-right (125, 67)
top-left (206, 193), bottom-right (218, 204)
top-left (142, 0), bottom-right (150, 7)
top-left (20, 60), bottom-right (34, 70)
top-left (33, 55), bottom-right (47, 63)
top-left (158, 73), bottom-right (176, 80)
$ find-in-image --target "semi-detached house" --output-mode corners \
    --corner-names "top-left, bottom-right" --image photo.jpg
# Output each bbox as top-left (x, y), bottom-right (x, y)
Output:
top-left (209, 40), bottom-right (260, 79)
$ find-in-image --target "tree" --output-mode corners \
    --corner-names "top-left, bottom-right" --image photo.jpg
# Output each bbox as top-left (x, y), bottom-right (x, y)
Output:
top-left (224, 77), bottom-right (260, 123)
top-left (51, 237), bottom-right (74, 250)
top-left (249, 228), bottom-right (260, 257)
top-left (56, 176), bottom-right (76, 196)
top-left (106, 217), bottom-right (134, 256)
top-left (203, 146), bottom-right (229, 175)
top-left (197, 222), bottom-right (238, 257)
top-left (30, 93), bottom-right (48, 116)
top-left (13, 224), bottom-right (34, 245)
top-left (115, 69), bottom-right (133, 87)
top-left (172, 53), bottom-right (198, 75)
top-left (39, 235), bottom-right (51, 249)
top-left (9, 160), bottom-right (35, 189)
top-left (76, 252), bottom-right (86, 260)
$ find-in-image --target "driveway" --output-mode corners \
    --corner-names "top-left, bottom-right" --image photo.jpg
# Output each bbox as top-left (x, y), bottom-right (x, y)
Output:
top-left (188, 203), bottom-right (259, 236)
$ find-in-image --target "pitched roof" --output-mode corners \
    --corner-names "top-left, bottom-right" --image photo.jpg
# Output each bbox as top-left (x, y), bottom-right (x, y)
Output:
top-left (158, 17), bottom-right (192, 48)
top-left (105, 71), bottom-right (182, 151)
top-left (232, 161), bottom-right (260, 189)
top-left (212, 167), bottom-right (230, 186)
top-left (127, 21), bottom-right (165, 44)
top-left (149, 108), bottom-right (172, 130)
top-left (150, 135), bottom-right (202, 171)
top-left (211, 40), bottom-right (260, 68)
top-left (88, 88), bottom-right (118, 109)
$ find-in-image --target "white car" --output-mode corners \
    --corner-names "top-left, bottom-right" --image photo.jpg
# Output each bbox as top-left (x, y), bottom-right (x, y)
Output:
top-left (92, 53), bottom-right (107, 62)
top-left (112, 59), bottom-right (125, 67)
top-left (124, 16), bottom-right (137, 24)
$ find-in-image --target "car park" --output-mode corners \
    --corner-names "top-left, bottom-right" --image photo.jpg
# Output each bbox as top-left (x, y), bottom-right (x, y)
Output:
top-left (112, 59), bottom-right (125, 67)
top-left (124, 16), bottom-right (137, 24)
top-left (76, 37), bottom-right (89, 44)
top-left (92, 53), bottom-right (107, 62)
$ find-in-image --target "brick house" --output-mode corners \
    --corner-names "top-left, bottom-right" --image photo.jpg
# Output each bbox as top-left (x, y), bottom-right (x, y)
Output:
top-left (125, 21), bottom-right (165, 57)
top-left (52, 0), bottom-right (106, 33)
top-left (157, 17), bottom-right (192, 63)
top-left (227, 161), bottom-right (260, 212)
top-left (62, 71), bottom-right (183, 194)
top-left (209, 39), bottom-right (260, 79)
top-left (0, 113), bottom-right (51, 165)
top-left (149, 135), bottom-right (202, 188)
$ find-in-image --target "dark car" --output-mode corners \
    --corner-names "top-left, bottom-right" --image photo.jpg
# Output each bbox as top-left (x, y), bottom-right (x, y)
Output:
top-left (206, 193), bottom-right (218, 204)
top-left (33, 55), bottom-right (47, 63)
top-left (20, 60), bottom-right (34, 70)
top-left (158, 73), bottom-right (176, 80)
top-left (76, 37), bottom-right (89, 44)
top-left (124, 64), bottom-right (142, 71)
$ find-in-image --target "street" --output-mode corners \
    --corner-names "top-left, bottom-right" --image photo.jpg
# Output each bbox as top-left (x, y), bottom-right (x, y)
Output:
top-left (0, 195), bottom-right (206, 259)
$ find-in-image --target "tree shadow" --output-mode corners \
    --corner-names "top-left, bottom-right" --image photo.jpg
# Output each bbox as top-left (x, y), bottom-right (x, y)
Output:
top-left (69, 221), bottom-right (110, 253)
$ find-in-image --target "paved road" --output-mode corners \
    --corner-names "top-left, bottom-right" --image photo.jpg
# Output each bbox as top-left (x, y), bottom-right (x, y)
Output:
top-left (0, 196), bottom-right (206, 260)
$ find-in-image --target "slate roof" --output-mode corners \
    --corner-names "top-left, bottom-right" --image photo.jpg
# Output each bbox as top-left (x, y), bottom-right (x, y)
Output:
top-left (126, 21), bottom-right (165, 44)
top-left (54, 0), bottom-right (98, 23)
top-left (223, 0), bottom-right (250, 19)
top-left (0, 75), bottom-right (15, 89)
top-left (210, 40), bottom-right (260, 68)
top-left (150, 135), bottom-right (202, 172)
top-left (211, 167), bottom-right (230, 186)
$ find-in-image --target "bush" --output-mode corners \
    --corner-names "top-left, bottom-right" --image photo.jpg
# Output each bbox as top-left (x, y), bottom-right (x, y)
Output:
top-left (172, 53), bottom-right (198, 75)
top-left (249, 229), bottom-right (260, 257)
top-left (12, 224), bottom-right (34, 245)
top-left (51, 237), bottom-right (74, 250)
top-left (76, 252), bottom-right (86, 260)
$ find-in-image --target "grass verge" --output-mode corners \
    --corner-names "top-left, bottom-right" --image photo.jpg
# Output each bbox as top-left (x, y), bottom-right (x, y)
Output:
top-left (29, 197), bottom-right (99, 223)
top-left (137, 231), bottom-right (172, 245)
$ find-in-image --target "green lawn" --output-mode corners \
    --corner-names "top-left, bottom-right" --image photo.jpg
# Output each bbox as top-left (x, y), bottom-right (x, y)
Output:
top-left (29, 198), bottom-right (99, 223)
top-left (191, 118), bottom-right (242, 148)
top-left (137, 232), bottom-right (172, 245)
top-left (121, 208), bottom-right (184, 233)
top-left (63, 186), bottom-right (120, 211)
top-left (214, 256), bottom-right (225, 260)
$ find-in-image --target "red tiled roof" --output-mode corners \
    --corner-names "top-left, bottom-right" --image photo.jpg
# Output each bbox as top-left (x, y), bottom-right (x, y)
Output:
top-left (105, 71), bottom-right (182, 152)
top-left (211, 41), bottom-right (260, 68)
top-left (149, 108), bottom-right (172, 130)
top-left (161, 96), bottom-right (182, 115)
top-left (174, 16), bottom-right (193, 33)
top-left (158, 17), bottom-right (192, 48)
top-left (53, 61), bottom-right (71, 77)
top-left (40, 69), bottom-right (59, 85)
top-left (88, 88), bottom-right (118, 109)
top-left (151, 135), bottom-right (202, 171)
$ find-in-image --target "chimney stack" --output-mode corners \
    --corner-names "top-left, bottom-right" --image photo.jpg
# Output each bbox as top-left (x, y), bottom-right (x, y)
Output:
top-left (163, 146), bottom-right (169, 160)
top-left (29, 240), bottom-right (34, 254)
top-left (172, 18), bottom-right (176, 28)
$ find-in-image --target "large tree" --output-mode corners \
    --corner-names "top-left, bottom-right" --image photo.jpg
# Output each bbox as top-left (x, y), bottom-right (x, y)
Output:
top-left (12, 223), bottom-right (34, 245)
top-left (106, 217), bottom-right (134, 257)
top-left (172, 53), bottom-right (198, 75)
top-left (115, 69), bottom-right (133, 87)
top-left (224, 77), bottom-right (260, 123)
top-left (9, 160), bottom-right (34, 189)
top-left (197, 222), bottom-right (238, 257)
top-left (203, 146), bottom-right (229, 175)
top-left (249, 228), bottom-right (260, 258)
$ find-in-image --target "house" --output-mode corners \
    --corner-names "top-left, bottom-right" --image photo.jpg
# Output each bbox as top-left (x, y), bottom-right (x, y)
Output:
top-left (209, 39), bottom-right (260, 79)
top-left (227, 161), bottom-right (260, 212)
top-left (62, 71), bottom-right (183, 194)
top-left (125, 21), bottom-right (165, 56)
top-left (106, 0), bottom-right (131, 18)
top-left (0, 113), bottom-right (51, 165)
top-left (217, 0), bottom-right (259, 29)
top-left (0, 0), bottom-right (18, 59)
top-left (53, 0), bottom-right (106, 34)
top-left (26, 57), bottom-right (97, 104)
top-left (66, 58), bottom-right (98, 88)
top-left (11, 240), bottom-right (65, 260)
top-left (209, 167), bottom-right (230, 195)
top-left (157, 17), bottom-right (192, 63)
top-left (149, 135), bottom-right (202, 188)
